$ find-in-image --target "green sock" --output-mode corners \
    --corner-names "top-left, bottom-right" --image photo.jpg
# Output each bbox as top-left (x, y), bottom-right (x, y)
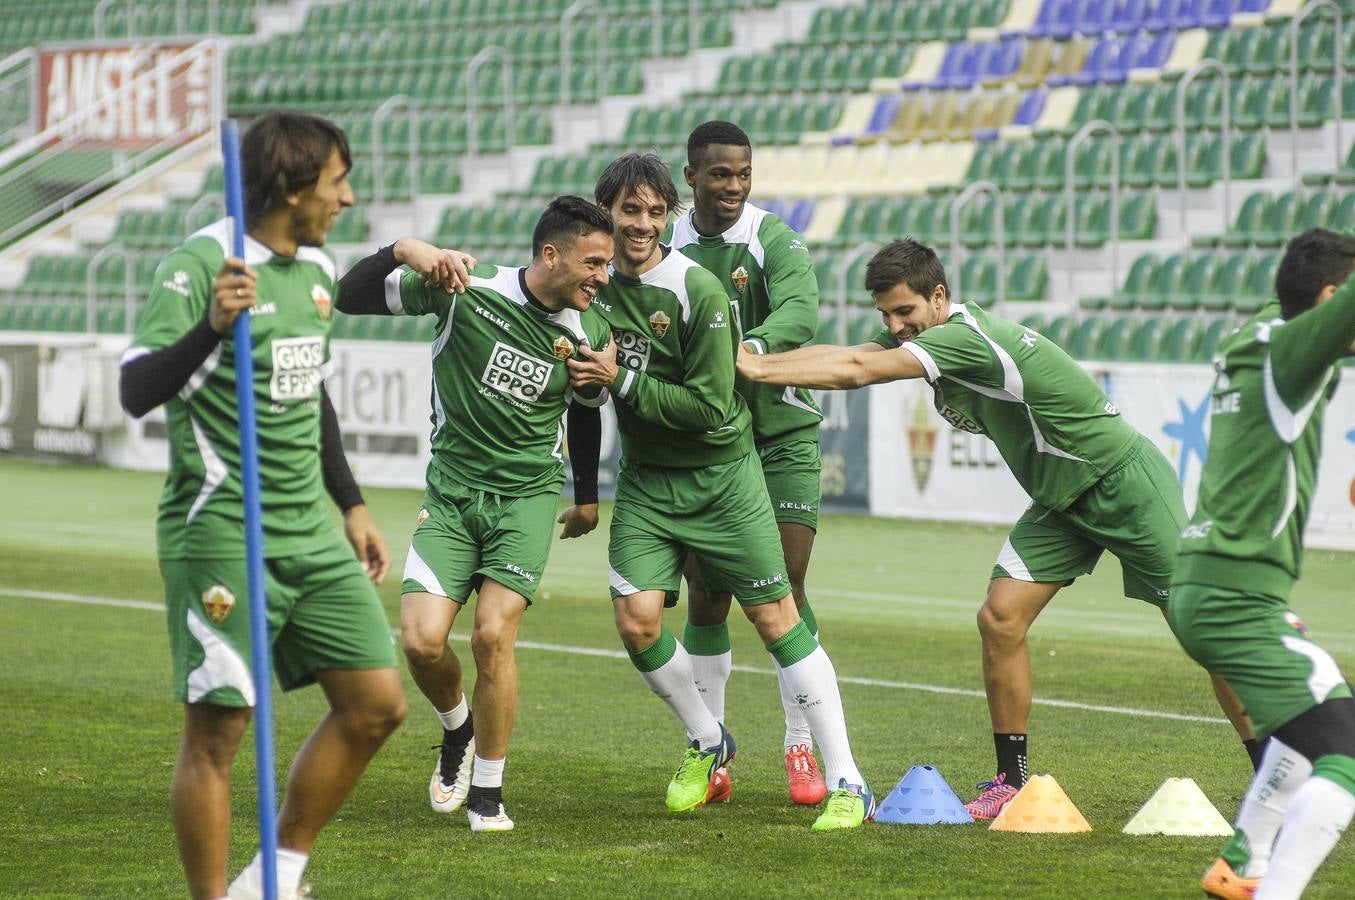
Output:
top-left (765, 620), bottom-right (818, 667)
top-left (683, 621), bottom-right (731, 656)
top-left (629, 627), bottom-right (678, 673)
top-left (799, 601), bottom-right (819, 638)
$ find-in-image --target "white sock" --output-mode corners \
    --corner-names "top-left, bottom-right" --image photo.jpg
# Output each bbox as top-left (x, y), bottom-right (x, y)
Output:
top-left (774, 657), bottom-right (814, 752)
top-left (237, 848), bottom-right (309, 897)
top-left (775, 645), bottom-right (862, 788)
top-left (471, 755), bottom-right (505, 789)
top-left (689, 650), bottom-right (731, 723)
top-left (436, 695), bottom-right (469, 731)
top-left (639, 642), bottom-right (723, 749)
top-left (1256, 776), bottom-right (1355, 899)
top-left (1234, 739), bottom-right (1313, 877)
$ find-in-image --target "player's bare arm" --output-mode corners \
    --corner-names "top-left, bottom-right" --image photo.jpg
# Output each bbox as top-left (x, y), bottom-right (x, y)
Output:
top-left (343, 503), bottom-right (390, 583)
top-left (392, 237), bottom-right (477, 293)
top-left (738, 340), bottom-right (922, 390)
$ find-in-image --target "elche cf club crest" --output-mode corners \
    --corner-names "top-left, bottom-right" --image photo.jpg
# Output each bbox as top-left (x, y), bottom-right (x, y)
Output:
top-left (906, 394), bottom-right (939, 494)
top-left (648, 310), bottom-right (671, 339)
top-left (311, 284), bottom-right (332, 320)
top-left (202, 585), bottom-right (236, 624)
top-left (731, 266), bottom-right (749, 295)
top-left (552, 335), bottom-right (575, 359)
top-left (416, 508), bottom-right (430, 526)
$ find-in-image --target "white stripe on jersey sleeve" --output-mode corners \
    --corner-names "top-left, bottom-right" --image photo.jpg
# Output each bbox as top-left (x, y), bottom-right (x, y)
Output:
top-left (384, 269), bottom-right (405, 315)
top-left (898, 341), bottom-right (939, 382)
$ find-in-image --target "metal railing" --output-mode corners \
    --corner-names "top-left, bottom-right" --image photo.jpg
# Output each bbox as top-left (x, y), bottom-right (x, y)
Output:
top-left (1175, 59), bottom-right (1231, 260)
top-left (1066, 120), bottom-right (1119, 319)
top-left (950, 180), bottom-right (1006, 311)
top-left (1289, 0), bottom-right (1344, 186)
top-left (833, 242), bottom-right (879, 345)
top-left (85, 243), bottom-right (133, 333)
top-left (466, 46), bottom-right (516, 180)
top-left (0, 49), bottom-right (37, 150)
top-left (372, 95), bottom-right (420, 209)
top-left (184, 194), bottom-right (224, 234)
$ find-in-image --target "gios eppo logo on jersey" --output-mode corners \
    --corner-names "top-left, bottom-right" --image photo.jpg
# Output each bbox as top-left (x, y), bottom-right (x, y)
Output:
top-left (269, 336), bottom-right (325, 402)
top-left (614, 330), bottom-right (652, 372)
top-left (481, 341), bottom-right (553, 404)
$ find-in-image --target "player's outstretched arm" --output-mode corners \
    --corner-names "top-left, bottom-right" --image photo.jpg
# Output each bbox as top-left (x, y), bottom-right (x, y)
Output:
top-left (337, 239), bottom-right (476, 315)
top-left (119, 257), bottom-right (256, 418)
top-left (737, 340), bottom-right (922, 390)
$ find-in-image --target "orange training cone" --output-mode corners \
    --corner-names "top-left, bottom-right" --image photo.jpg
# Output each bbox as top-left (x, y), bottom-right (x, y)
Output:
top-left (988, 774), bottom-right (1092, 833)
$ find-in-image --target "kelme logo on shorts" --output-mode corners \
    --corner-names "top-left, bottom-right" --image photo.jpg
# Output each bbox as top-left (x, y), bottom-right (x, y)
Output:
top-left (270, 336), bottom-right (324, 402)
top-left (648, 310), bottom-right (670, 339)
top-left (614, 330), bottom-right (652, 372)
top-left (202, 585), bottom-right (236, 624)
top-left (552, 335), bottom-right (574, 360)
top-left (731, 266), bottom-right (748, 295)
top-left (481, 341), bottom-right (552, 404)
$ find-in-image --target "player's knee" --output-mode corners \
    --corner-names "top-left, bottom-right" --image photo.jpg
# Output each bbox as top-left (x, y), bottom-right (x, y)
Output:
top-left (401, 626), bottom-right (449, 668)
top-left (469, 621), bottom-right (515, 667)
top-left (976, 600), bottom-right (1025, 646)
top-left (341, 691), bottom-right (406, 744)
top-left (614, 611), bottom-right (660, 653)
top-left (183, 705), bottom-right (251, 770)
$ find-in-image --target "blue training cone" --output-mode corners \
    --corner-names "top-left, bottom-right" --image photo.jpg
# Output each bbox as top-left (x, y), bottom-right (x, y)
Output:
top-left (874, 765), bottom-right (975, 825)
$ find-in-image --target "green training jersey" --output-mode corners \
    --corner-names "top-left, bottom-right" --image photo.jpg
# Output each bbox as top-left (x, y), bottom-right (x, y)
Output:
top-left (671, 203), bottom-right (822, 448)
top-left (591, 246), bottom-right (753, 469)
top-left (384, 263), bottom-right (611, 497)
top-left (875, 302), bottom-right (1139, 511)
top-left (1177, 284), bottom-right (1355, 595)
top-left (124, 220), bottom-right (339, 560)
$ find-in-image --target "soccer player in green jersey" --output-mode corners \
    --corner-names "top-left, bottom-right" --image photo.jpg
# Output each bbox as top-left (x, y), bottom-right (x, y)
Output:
top-left (738, 237), bottom-right (1255, 821)
top-left (335, 196), bottom-right (613, 832)
top-left (1168, 229), bottom-right (1355, 900)
top-left (670, 121), bottom-right (829, 804)
top-left (118, 111), bottom-right (406, 900)
top-left (567, 152), bottom-right (872, 830)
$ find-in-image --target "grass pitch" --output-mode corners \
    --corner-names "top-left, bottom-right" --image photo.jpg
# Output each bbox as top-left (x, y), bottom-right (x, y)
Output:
top-left (1, 458), bottom-right (1353, 898)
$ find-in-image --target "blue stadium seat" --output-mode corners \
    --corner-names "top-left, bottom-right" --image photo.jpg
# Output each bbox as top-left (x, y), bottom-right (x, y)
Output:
top-left (1026, 0), bottom-right (1075, 39)
top-left (1199, 0), bottom-right (1237, 28)
top-left (1110, 0), bottom-right (1152, 32)
top-left (1145, 0), bottom-right (1183, 31)
top-left (862, 95), bottom-right (903, 140)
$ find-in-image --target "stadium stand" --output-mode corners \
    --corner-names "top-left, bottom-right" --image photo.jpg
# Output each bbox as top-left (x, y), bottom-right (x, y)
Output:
top-left (2, 0), bottom-right (1353, 364)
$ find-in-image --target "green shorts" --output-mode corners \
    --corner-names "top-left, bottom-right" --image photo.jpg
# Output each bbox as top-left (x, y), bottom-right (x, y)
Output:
top-left (991, 436), bottom-right (1186, 606)
top-left (610, 452), bottom-right (790, 607)
top-left (401, 480), bottom-right (558, 604)
top-left (162, 539), bottom-right (397, 707)
top-left (1168, 584), bottom-right (1353, 739)
top-left (759, 439), bottom-right (821, 530)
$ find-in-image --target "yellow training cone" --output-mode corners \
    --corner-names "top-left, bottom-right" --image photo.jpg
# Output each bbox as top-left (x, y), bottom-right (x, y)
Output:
top-left (1122, 777), bottom-right (1233, 836)
top-left (989, 774), bottom-right (1092, 833)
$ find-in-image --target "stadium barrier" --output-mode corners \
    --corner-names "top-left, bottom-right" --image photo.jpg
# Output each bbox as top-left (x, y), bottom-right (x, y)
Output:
top-left (5, 333), bottom-right (1355, 550)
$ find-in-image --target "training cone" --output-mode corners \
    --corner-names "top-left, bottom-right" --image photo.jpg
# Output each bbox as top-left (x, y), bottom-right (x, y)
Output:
top-left (874, 765), bottom-right (974, 825)
top-left (1122, 777), bottom-right (1233, 836)
top-left (989, 774), bottom-right (1092, 833)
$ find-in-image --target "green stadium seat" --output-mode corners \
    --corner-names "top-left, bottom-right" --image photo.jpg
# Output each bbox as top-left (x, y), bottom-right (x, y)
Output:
top-left (1005, 255), bottom-right (1047, 302)
top-left (1128, 316), bottom-right (1167, 361)
top-left (1042, 314), bottom-right (1074, 348)
top-left (1160, 318), bottom-right (1201, 362)
top-left (1172, 255), bottom-right (1218, 313)
top-left (1196, 317), bottom-right (1235, 362)
top-left (1093, 315), bottom-right (1137, 361)
top-left (1253, 191), bottom-right (1304, 247)
top-left (1067, 315), bottom-right (1107, 360)
top-left (1212, 192), bottom-right (1270, 249)
top-left (1200, 253), bottom-right (1253, 312)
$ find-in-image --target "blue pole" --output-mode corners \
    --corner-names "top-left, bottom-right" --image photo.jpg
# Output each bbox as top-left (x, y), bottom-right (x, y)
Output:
top-left (221, 118), bottom-right (278, 900)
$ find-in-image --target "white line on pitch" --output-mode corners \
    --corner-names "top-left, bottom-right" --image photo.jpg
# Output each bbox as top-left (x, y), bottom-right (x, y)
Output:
top-left (1, 586), bottom-right (1225, 725)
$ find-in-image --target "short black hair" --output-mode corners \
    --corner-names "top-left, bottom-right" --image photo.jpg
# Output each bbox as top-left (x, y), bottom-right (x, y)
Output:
top-left (594, 152), bottom-right (683, 214)
top-left (241, 110), bottom-right (351, 226)
top-left (532, 195), bottom-right (614, 259)
top-left (1275, 228), bottom-right (1355, 320)
top-left (864, 238), bottom-right (950, 300)
top-left (687, 120), bottom-right (751, 168)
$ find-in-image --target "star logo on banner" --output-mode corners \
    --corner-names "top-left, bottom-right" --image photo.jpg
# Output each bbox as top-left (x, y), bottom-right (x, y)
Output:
top-left (1162, 390), bottom-right (1211, 484)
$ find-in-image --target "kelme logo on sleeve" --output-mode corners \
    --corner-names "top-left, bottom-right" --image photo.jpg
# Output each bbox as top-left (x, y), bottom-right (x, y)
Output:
top-left (648, 310), bottom-right (670, 338)
top-left (552, 335), bottom-right (574, 359)
top-left (269, 336), bottom-right (325, 402)
top-left (311, 284), bottom-right (332, 320)
top-left (163, 270), bottom-right (192, 297)
top-left (731, 266), bottom-right (748, 295)
top-left (481, 341), bottom-right (552, 404)
top-left (202, 585), bottom-right (236, 623)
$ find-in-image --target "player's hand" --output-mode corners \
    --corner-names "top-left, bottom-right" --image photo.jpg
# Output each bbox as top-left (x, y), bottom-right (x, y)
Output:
top-left (343, 503), bottom-right (391, 584)
top-left (735, 342), bottom-right (762, 380)
top-left (557, 503), bottom-right (599, 539)
top-left (568, 340), bottom-right (618, 389)
top-left (209, 257), bottom-right (257, 335)
top-left (394, 238), bottom-right (477, 293)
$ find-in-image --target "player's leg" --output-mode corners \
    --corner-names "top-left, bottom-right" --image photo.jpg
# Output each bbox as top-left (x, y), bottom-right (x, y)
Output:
top-left (161, 558), bottom-right (260, 898)
top-left (173, 703), bottom-right (251, 899)
top-left (683, 551), bottom-right (733, 724)
top-left (399, 492), bottom-right (479, 812)
top-left (775, 520), bottom-right (827, 804)
top-left (611, 463), bottom-right (732, 812)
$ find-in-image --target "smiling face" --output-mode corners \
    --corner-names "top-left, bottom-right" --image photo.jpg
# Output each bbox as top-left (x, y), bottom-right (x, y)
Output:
top-left (875, 281), bottom-right (949, 344)
top-left (686, 142), bottom-right (751, 235)
top-left (541, 229), bottom-right (614, 311)
top-left (288, 147), bottom-right (354, 248)
top-left (606, 184), bottom-right (670, 276)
